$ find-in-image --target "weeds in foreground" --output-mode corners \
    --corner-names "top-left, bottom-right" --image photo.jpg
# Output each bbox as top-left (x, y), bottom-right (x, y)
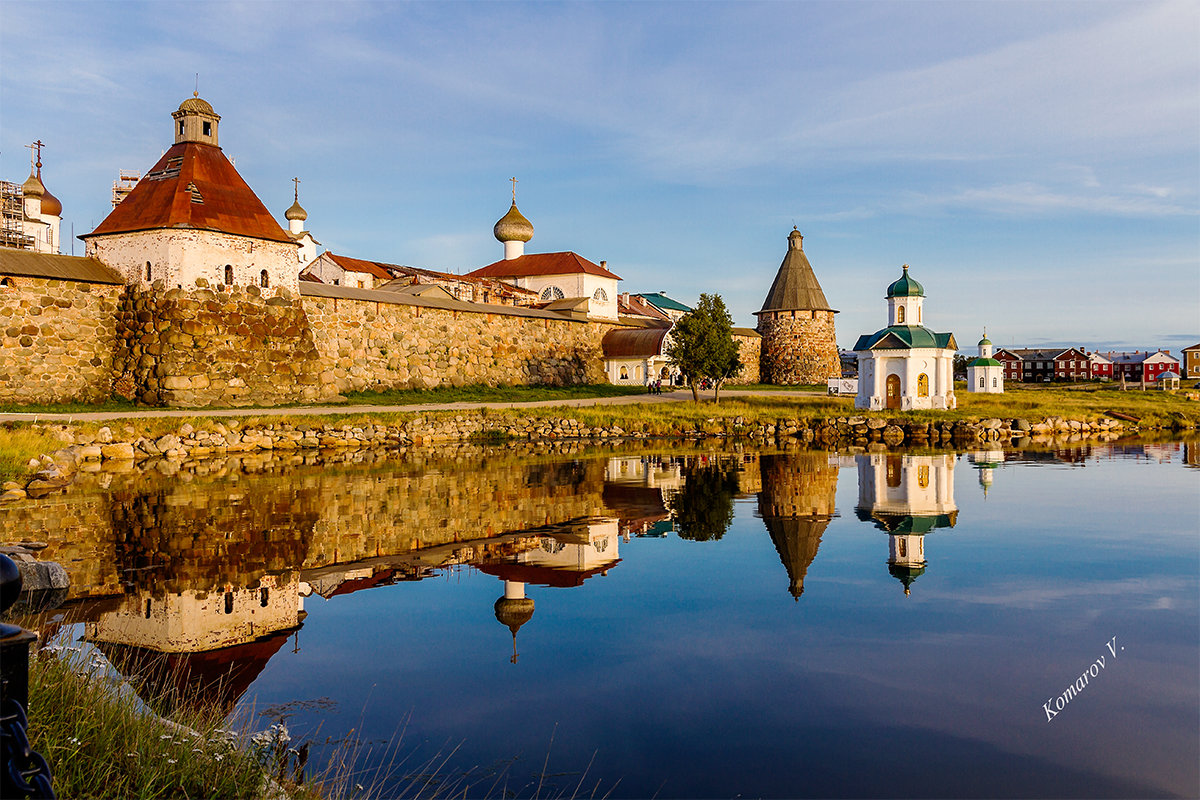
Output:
top-left (26, 639), bottom-right (318, 800)
top-left (0, 425), bottom-right (63, 481)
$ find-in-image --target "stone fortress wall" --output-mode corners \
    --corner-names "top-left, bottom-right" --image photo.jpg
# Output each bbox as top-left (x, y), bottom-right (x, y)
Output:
top-left (757, 309), bottom-right (839, 384)
top-left (0, 274), bottom-right (637, 406)
top-left (0, 277), bottom-right (124, 403)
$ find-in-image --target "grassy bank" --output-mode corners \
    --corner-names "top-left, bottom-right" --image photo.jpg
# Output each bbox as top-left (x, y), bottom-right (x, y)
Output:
top-left (27, 642), bottom-right (315, 800)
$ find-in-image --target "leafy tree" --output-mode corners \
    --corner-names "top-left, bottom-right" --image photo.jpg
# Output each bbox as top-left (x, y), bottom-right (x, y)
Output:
top-left (666, 293), bottom-right (742, 403)
top-left (665, 458), bottom-right (741, 542)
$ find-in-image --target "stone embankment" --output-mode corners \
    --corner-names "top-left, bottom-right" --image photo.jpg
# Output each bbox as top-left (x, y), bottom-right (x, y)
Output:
top-left (1, 412), bottom-right (1131, 504)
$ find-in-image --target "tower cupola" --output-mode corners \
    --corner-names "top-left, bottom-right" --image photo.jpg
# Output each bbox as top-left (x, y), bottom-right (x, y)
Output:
top-left (494, 178), bottom-right (534, 260)
top-left (285, 177), bottom-right (308, 235)
top-left (172, 93), bottom-right (221, 146)
top-left (886, 265), bottom-right (925, 326)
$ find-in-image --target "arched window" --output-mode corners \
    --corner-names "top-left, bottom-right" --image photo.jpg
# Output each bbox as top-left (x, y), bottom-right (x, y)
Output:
top-left (145, 262), bottom-right (152, 281)
top-left (917, 373), bottom-right (930, 397)
top-left (224, 265), bottom-right (233, 285)
top-left (619, 366), bottom-right (629, 380)
top-left (260, 269), bottom-right (269, 288)
top-left (898, 538), bottom-right (907, 558)
top-left (918, 465), bottom-right (930, 488)
top-left (592, 287), bottom-right (608, 302)
top-left (897, 306), bottom-right (905, 323)
top-left (992, 377), bottom-right (998, 388)
top-left (260, 588), bottom-right (269, 607)
top-left (979, 377), bottom-right (985, 388)
top-left (539, 285), bottom-right (565, 301)
top-left (223, 592), bottom-right (234, 614)
top-left (0, 277), bottom-right (10, 288)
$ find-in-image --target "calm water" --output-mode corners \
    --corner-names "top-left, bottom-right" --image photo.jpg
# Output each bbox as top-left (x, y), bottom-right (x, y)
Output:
top-left (9, 441), bottom-right (1199, 798)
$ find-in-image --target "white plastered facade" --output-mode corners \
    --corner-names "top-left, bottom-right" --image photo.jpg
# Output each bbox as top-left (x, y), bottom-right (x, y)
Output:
top-left (511, 272), bottom-right (619, 321)
top-left (855, 348), bottom-right (956, 410)
top-left (85, 228), bottom-right (301, 294)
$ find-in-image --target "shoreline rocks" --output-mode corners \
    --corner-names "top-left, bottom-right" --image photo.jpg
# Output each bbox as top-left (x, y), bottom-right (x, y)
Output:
top-left (0, 411), bottom-right (1143, 505)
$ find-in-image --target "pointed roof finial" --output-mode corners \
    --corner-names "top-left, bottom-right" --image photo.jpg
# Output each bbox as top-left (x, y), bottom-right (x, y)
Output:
top-left (292, 176), bottom-right (301, 202)
top-left (510, 176), bottom-right (518, 203)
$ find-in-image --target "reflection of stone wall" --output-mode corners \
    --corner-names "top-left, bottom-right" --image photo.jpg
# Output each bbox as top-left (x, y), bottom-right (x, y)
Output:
top-left (0, 277), bottom-right (122, 403)
top-left (300, 457), bottom-right (609, 568)
top-left (0, 491), bottom-right (122, 596)
top-left (757, 451), bottom-right (839, 518)
top-left (1, 451), bottom-right (611, 600)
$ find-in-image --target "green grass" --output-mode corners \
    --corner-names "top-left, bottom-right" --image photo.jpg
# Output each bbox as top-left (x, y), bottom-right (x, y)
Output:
top-left (0, 398), bottom-right (143, 415)
top-left (0, 425), bottom-right (63, 481)
top-left (27, 642), bottom-right (317, 800)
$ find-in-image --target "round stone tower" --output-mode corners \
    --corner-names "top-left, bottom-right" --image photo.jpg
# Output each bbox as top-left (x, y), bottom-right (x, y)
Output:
top-left (755, 227), bottom-right (840, 384)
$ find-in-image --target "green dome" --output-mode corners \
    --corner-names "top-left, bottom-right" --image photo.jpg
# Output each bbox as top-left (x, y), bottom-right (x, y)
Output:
top-left (969, 357), bottom-right (1002, 368)
top-left (886, 264), bottom-right (924, 298)
top-left (978, 336), bottom-right (991, 346)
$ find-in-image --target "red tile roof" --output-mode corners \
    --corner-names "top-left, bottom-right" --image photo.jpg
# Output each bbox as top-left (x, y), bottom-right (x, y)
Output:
top-left (325, 252), bottom-right (396, 280)
top-left (83, 142), bottom-right (292, 243)
top-left (466, 251), bottom-right (621, 281)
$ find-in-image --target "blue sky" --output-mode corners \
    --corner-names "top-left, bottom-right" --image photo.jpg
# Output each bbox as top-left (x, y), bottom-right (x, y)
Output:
top-left (2, 1), bottom-right (1196, 352)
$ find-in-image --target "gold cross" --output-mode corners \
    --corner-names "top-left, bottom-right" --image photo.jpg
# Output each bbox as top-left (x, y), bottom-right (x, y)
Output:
top-left (293, 176), bottom-right (301, 201)
top-left (510, 176), bottom-right (518, 203)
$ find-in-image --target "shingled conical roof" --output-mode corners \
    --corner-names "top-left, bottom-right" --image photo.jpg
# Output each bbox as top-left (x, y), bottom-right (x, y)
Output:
top-left (757, 227), bottom-right (836, 315)
top-left (763, 516), bottom-right (831, 600)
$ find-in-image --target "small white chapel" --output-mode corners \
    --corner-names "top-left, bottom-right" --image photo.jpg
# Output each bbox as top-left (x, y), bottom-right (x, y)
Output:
top-left (853, 265), bottom-right (957, 411)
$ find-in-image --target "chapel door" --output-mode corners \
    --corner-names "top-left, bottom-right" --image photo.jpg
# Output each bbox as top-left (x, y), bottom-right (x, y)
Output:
top-left (886, 374), bottom-right (901, 409)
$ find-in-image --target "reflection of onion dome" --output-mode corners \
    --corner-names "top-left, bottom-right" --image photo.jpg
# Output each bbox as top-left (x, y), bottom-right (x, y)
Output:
top-left (886, 264), bottom-right (925, 298)
top-left (889, 563), bottom-right (926, 597)
top-left (178, 93), bottom-right (216, 115)
top-left (21, 172), bottom-right (44, 198)
top-left (493, 203), bottom-right (534, 243)
top-left (495, 594), bottom-right (535, 664)
top-left (494, 596), bottom-right (535, 635)
top-left (285, 199), bottom-right (307, 222)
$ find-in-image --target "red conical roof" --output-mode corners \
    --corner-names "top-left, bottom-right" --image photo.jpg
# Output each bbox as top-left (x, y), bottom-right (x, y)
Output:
top-left (83, 141), bottom-right (291, 243)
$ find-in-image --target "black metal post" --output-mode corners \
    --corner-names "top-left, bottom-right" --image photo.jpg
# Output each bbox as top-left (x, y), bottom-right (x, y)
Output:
top-left (1, 553), bottom-right (55, 798)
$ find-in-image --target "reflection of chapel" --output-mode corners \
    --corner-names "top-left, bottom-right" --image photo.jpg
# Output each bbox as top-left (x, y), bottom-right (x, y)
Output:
top-left (854, 453), bottom-right (958, 596)
top-left (853, 265), bottom-right (956, 410)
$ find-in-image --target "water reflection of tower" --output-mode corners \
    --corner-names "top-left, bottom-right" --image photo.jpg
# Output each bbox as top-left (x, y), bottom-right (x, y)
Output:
top-left (481, 519), bottom-right (622, 663)
top-left (968, 449), bottom-right (1005, 497)
top-left (756, 452), bottom-right (840, 600)
top-left (854, 453), bottom-right (957, 597)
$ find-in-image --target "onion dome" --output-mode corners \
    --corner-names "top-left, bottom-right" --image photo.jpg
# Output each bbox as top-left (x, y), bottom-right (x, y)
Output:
top-left (39, 182), bottom-right (62, 217)
top-left (178, 93), bottom-right (216, 115)
top-left (285, 199), bottom-right (308, 222)
top-left (978, 335), bottom-right (992, 346)
top-left (886, 264), bottom-right (925, 298)
top-left (21, 171), bottom-right (44, 198)
top-left (493, 202), bottom-right (534, 243)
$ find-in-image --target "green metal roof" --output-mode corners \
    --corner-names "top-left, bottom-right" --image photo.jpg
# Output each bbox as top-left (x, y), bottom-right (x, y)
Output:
top-left (855, 508), bottom-right (959, 533)
top-left (636, 292), bottom-right (692, 313)
top-left (853, 325), bottom-right (956, 351)
top-left (888, 563), bottom-right (926, 590)
top-left (978, 336), bottom-right (992, 346)
top-left (886, 265), bottom-right (924, 298)
top-left (969, 357), bottom-right (1002, 367)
